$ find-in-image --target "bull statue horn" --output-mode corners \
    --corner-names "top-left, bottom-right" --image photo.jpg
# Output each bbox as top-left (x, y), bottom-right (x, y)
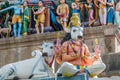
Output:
top-left (95, 38), bottom-right (98, 45)
top-left (57, 32), bottom-right (60, 39)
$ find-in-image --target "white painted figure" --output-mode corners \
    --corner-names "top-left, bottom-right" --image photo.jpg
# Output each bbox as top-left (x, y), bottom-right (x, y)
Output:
top-left (0, 42), bottom-right (55, 80)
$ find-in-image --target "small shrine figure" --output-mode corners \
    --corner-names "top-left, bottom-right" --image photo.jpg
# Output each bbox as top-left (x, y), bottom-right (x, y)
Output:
top-left (56, 0), bottom-right (69, 31)
top-left (85, 0), bottom-right (95, 27)
top-left (98, 0), bottom-right (107, 26)
top-left (106, 0), bottom-right (114, 26)
top-left (71, 0), bottom-right (82, 22)
top-left (114, 0), bottom-right (120, 27)
top-left (12, 1), bottom-right (23, 37)
top-left (34, 1), bottom-right (45, 34)
top-left (22, 1), bottom-right (30, 36)
top-left (94, 0), bottom-right (99, 20)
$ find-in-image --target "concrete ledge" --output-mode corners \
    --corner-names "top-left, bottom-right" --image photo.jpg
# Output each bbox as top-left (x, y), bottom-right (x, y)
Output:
top-left (0, 31), bottom-right (65, 50)
top-left (100, 70), bottom-right (120, 77)
top-left (101, 52), bottom-right (120, 76)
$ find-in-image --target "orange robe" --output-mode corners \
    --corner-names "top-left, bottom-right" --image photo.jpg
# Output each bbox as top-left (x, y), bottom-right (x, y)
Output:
top-left (58, 40), bottom-right (99, 66)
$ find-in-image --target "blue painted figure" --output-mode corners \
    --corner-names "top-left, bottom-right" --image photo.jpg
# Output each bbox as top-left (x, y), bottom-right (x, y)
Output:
top-left (72, 0), bottom-right (82, 22)
top-left (106, 0), bottom-right (114, 26)
top-left (0, 0), bottom-right (22, 37)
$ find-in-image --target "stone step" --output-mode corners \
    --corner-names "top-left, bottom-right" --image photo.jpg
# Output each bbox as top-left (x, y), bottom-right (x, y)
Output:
top-left (115, 29), bottom-right (120, 43)
top-left (33, 73), bottom-right (88, 80)
top-left (89, 76), bottom-right (120, 80)
top-left (6, 73), bottom-right (88, 80)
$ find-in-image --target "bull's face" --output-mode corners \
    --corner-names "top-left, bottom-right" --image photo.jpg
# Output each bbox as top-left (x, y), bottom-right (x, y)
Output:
top-left (41, 42), bottom-right (55, 57)
top-left (70, 27), bottom-right (83, 40)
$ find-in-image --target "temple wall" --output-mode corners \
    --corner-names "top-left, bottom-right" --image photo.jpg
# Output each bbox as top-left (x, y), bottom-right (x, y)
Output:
top-left (0, 26), bottom-right (120, 76)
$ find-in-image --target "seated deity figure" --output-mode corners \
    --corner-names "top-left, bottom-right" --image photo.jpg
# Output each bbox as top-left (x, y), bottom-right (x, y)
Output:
top-left (56, 0), bottom-right (69, 31)
top-left (54, 26), bottom-right (106, 78)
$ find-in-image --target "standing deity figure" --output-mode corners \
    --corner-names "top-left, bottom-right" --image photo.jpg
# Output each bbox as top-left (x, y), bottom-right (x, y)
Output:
top-left (56, 0), bottom-right (69, 31)
top-left (71, 0), bottom-right (82, 22)
top-left (0, 0), bottom-right (24, 37)
top-left (11, 0), bottom-right (23, 38)
top-left (98, 0), bottom-right (107, 26)
top-left (94, 0), bottom-right (99, 20)
top-left (114, 0), bottom-right (120, 27)
top-left (106, 0), bottom-right (114, 26)
top-left (34, 1), bottom-right (46, 34)
top-left (22, 1), bottom-right (30, 36)
top-left (12, 1), bottom-right (23, 37)
top-left (85, 0), bottom-right (95, 27)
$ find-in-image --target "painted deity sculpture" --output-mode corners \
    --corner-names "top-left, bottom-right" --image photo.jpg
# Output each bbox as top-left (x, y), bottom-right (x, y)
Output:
top-left (106, 0), bottom-right (114, 26)
top-left (22, 1), bottom-right (30, 36)
top-left (72, 0), bottom-right (82, 22)
top-left (98, 0), bottom-right (107, 25)
top-left (34, 1), bottom-right (45, 34)
top-left (0, 42), bottom-right (55, 80)
top-left (93, 0), bottom-right (101, 26)
top-left (85, 0), bottom-right (95, 27)
top-left (114, 0), bottom-right (120, 27)
top-left (54, 26), bottom-right (106, 78)
top-left (0, 0), bottom-right (23, 37)
top-left (94, 0), bottom-right (99, 20)
top-left (56, 0), bottom-right (69, 31)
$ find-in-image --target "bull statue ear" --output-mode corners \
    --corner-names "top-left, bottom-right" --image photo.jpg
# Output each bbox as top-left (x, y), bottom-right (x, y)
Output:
top-left (79, 27), bottom-right (84, 32)
top-left (37, 41), bottom-right (46, 49)
top-left (41, 41), bottom-right (46, 45)
top-left (40, 41), bottom-right (46, 49)
top-left (53, 40), bottom-right (57, 45)
top-left (64, 28), bottom-right (70, 33)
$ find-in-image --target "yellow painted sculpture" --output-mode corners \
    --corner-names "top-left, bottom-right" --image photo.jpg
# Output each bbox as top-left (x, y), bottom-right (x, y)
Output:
top-left (34, 1), bottom-right (46, 34)
top-left (68, 13), bottom-right (81, 28)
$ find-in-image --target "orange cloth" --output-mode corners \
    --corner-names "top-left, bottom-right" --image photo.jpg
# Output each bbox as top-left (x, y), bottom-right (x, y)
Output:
top-left (37, 13), bottom-right (45, 24)
top-left (12, 15), bottom-right (22, 24)
top-left (61, 41), bottom-right (99, 66)
top-left (100, 4), bottom-right (106, 14)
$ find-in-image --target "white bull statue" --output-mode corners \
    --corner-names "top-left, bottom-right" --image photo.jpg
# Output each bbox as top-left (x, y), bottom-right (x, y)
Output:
top-left (0, 42), bottom-right (55, 80)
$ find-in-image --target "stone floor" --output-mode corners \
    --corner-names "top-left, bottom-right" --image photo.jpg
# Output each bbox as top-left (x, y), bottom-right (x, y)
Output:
top-left (90, 76), bottom-right (120, 80)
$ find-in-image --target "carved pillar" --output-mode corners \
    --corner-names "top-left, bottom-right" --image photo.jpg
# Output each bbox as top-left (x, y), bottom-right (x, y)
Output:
top-left (45, 7), bottom-right (50, 27)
